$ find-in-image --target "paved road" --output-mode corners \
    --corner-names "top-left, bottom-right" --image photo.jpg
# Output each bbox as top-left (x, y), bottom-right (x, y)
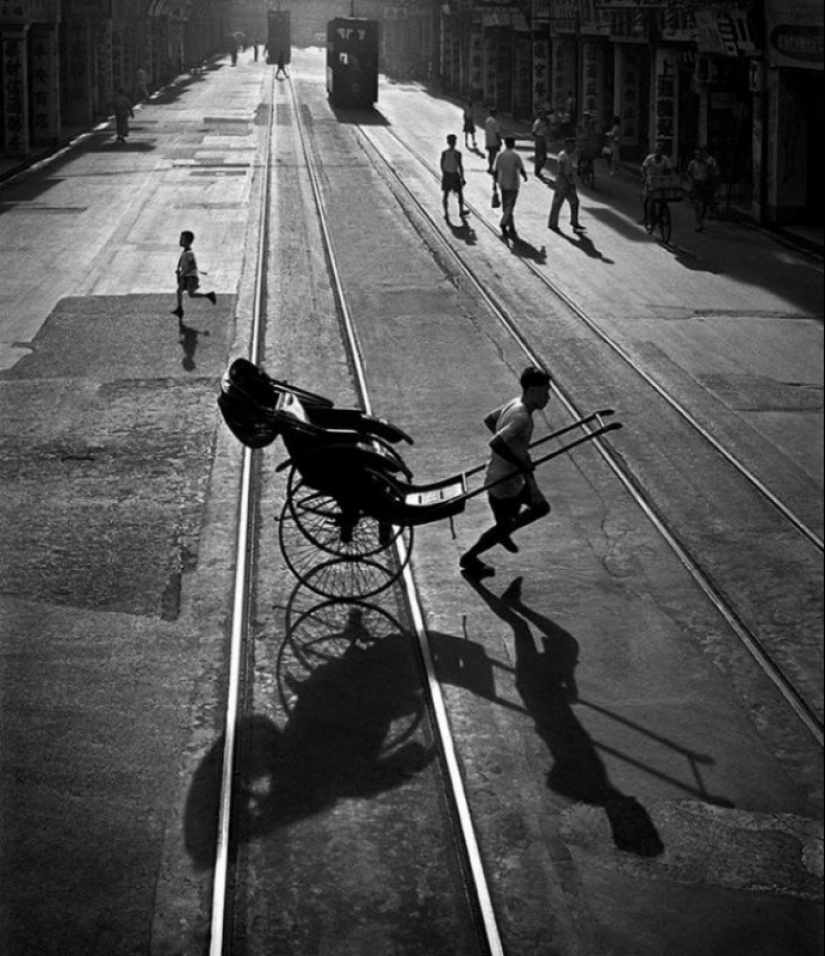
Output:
top-left (1, 47), bottom-right (822, 956)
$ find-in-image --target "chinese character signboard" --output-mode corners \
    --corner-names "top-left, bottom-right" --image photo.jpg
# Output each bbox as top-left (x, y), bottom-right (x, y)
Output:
top-left (653, 47), bottom-right (677, 154)
top-left (532, 36), bottom-right (550, 112)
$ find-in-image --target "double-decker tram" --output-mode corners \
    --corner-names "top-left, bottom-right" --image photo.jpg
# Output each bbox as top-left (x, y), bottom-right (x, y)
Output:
top-left (326, 17), bottom-right (379, 108)
top-left (266, 9), bottom-right (291, 65)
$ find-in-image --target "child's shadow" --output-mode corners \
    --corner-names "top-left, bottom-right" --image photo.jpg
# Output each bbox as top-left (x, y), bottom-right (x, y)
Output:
top-left (446, 215), bottom-right (478, 246)
top-left (178, 319), bottom-right (210, 371)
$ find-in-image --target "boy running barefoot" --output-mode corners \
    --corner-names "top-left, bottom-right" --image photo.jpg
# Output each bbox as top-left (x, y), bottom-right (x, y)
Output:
top-left (171, 230), bottom-right (216, 320)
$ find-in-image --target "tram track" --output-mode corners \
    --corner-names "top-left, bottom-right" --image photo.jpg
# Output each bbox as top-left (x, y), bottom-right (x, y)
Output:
top-left (288, 78), bottom-right (507, 956)
top-left (346, 122), bottom-right (824, 748)
top-left (208, 73), bottom-right (507, 955)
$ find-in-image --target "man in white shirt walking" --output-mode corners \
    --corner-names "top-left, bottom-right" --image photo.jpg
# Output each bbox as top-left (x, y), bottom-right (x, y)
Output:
top-left (493, 136), bottom-right (528, 241)
top-left (484, 107), bottom-right (502, 174)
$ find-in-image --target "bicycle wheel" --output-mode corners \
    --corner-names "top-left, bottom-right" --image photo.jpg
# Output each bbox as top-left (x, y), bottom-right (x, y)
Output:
top-left (658, 202), bottom-right (672, 243)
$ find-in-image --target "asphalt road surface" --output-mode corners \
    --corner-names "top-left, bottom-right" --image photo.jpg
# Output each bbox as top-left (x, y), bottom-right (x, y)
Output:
top-left (1, 47), bottom-right (822, 956)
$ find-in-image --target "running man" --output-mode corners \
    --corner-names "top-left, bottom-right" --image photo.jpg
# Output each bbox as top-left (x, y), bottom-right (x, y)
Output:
top-left (460, 366), bottom-right (553, 579)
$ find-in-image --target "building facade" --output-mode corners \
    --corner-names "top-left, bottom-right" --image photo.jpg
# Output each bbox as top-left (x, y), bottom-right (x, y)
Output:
top-left (0, 0), bottom-right (231, 161)
top-left (3, 0), bottom-right (822, 226)
top-left (436, 0), bottom-right (822, 226)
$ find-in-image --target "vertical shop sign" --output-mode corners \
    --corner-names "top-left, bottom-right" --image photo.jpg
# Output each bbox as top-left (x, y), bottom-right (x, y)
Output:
top-left (532, 37), bottom-right (549, 111)
top-left (581, 39), bottom-right (604, 116)
top-left (551, 36), bottom-right (575, 110)
top-left (653, 47), bottom-right (677, 153)
top-left (515, 32), bottom-right (532, 115)
top-left (483, 28), bottom-right (497, 104)
top-left (620, 46), bottom-right (641, 146)
top-left (2, 34), bottom-right (28, 154)
top-left (30, 27), bottom-right (60, 142)
top-left (469, 26), bottom-right (483, 93)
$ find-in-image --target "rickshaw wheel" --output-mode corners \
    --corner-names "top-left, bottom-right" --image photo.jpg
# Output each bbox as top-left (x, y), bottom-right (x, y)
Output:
top-left (278, 499), bottom-right (413, 600)
top-left (285, 476), bottom-right (410, 560)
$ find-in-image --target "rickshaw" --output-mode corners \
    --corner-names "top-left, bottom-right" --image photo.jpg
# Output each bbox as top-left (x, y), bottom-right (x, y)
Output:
top-left (219, 358), bottom-right (621, 597)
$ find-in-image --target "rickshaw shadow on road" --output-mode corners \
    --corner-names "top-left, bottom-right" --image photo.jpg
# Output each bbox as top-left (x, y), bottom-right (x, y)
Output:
top-left (184, 589), bottom-right (433, 871)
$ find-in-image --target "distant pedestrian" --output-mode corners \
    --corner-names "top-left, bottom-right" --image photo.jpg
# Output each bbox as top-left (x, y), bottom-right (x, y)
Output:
top-left (113, 89), bottom-right (134, 143)
top-left (484, 108), bottom-right (502, 174)
top-left (459, 366), bottom-right (553, 579)
top-left (462, 99), bottom-right (477, 150)
top-left (440, 134), bottom-right (468, 219)
top-left (253, 42), bottom-right (259, 62)
top-left (494, 136), bottom-right (528, 240)
top-left (532, 110), bottom-right (549, 177)
top-left (276, 50), bottom-right (288, 78)
top-left (134, 65), bottom-right (149, 102)
top-left (548, 136), bottom-right (582, 231)
top-left (171, 231), bottom-right (217, 321)
top-left (606, 115), bottom-right (621, 175)
top-left (231, 44), bottom-right (238, 66)
top-left (548, 108), bottom-right (561, 144)
top-left (686, 145), bottom-right (719, 231)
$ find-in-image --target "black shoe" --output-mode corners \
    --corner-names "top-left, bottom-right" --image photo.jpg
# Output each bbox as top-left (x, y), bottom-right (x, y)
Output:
top-left (459, 555), bottom-right (495, 579)
top-left (207, 291), bottom-right (217, 304)
top-left (548, 223), bottom-right (560, 232)
top-left (572, 223), bottom-right (585, 231)
top-left (171, 306), bottom-right (184, 319)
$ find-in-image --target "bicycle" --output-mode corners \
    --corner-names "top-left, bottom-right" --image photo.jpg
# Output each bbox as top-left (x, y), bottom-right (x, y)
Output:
top-left (643, 195), bottom-right (672, 243)
top-left (642, 173), bottom-right (683, 244)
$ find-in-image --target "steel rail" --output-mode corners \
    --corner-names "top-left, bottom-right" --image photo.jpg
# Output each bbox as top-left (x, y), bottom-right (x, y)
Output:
top-left (379, 125), bottom-right (824, 555)
top-left (208, 71), bottom-right (275, 956)
top-left (290, 82), bottom-right (506, 956)
top-left (355, 123), bottom-right (824, 749)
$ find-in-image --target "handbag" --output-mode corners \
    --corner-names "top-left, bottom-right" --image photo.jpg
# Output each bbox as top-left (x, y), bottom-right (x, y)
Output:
top-left (491, 185), bottom-right (501, 209)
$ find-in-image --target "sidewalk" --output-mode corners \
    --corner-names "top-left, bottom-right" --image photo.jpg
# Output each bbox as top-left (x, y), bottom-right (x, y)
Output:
top-left (478, 107), bottom-right (824, 260)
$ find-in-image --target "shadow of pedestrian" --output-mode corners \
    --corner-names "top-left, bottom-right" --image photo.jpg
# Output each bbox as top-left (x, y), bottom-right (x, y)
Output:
top-left (509, 236), bottom-right (547, 263)
top-left (457, 573), bottom-right (664, 857)
top-left (178, 319), bottom-right (210, 372)
top-left (445, 215), bottom-right (478, 245)
top-left (549, 226), bottom-right (614, 264)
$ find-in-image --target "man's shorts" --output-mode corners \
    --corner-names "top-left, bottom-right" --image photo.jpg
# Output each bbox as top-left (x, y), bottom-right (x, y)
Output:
top-left (441, 172), bottom-right (463, 194)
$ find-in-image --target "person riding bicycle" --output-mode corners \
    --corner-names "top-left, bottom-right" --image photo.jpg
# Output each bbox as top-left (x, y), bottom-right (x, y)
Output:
top-left (641, 139), bottom-right (672, 226)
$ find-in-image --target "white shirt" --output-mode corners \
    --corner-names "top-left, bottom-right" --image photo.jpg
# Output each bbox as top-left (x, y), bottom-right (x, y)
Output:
top-left (494, 148), bottom-right (526, 191)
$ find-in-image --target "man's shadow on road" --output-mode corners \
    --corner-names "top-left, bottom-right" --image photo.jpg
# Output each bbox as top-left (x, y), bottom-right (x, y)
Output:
top-left (178, 318), bottom-right (210, 371)
top-left (509, 235), bottom-right (547, 263)
top-left (453, 574), bottom-right (672, 857)
top-left (548, 225), bottom-right (615, 263)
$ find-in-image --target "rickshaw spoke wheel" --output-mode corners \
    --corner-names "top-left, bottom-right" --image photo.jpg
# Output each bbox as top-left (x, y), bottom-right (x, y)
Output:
top-left (278, 499), bottom-right (413, 599)
top-left (286, 477), bottom-right (410, 560)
